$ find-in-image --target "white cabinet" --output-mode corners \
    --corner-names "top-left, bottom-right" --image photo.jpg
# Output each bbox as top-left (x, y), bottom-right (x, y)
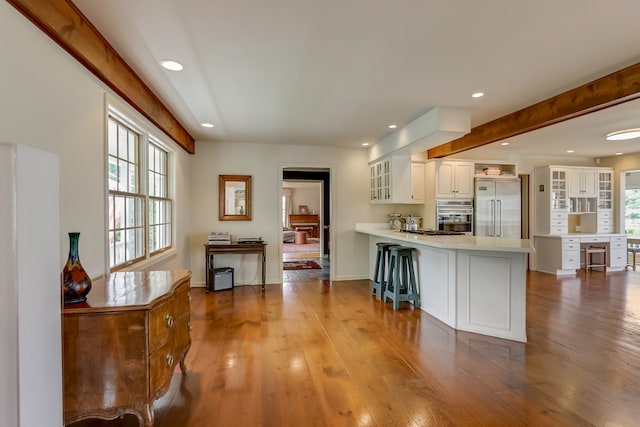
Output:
top-left (435, 160), bottom-right (474, 199)
top-left (609, 236), bottom-right (627, 268)
top-left (535, 234), bottom-right (627, 275)
top-left (597, 170), bottom-right (614, 233)
top-left (369, 156), bottom-right (424, 204)
top-left (568, 168), bottom-right (598, 197)
top-left (410, 162), bottom-right (425, 203)
top-left (561, 237), bottom-right (581, 270)
top-left (537, 166), bottom-right (614, 235)
top-left (534, 166), bottom-right (569, 235)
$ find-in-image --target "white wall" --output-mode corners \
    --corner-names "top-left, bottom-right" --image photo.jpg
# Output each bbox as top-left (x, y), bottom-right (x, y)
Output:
top-left (190, 141), bottom-right (383, 284)
top-left (0, 5), bottom-right (193, 425)
top-left (287, 182), bottom-right (321, 214)
top-left (0, 2), bottom-right (192, 277)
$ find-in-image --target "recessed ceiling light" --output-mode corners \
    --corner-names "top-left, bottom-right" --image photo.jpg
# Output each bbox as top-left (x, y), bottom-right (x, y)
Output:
top-left (362, 142), bottom-right (369, 147)
top-left (160, 59), bottom-right (184, 71)
top-left (201, 123), bottom-right (214, 128)
top-left (566, 150), bottom-right (575, 153)
top-left (472, 92), bottom-right (484, 98)
top-left (606, 128), bottom-right (640, 140)
top-left (616, 152), bottom-right (624, 155)
top-left (501, 142), bottom-right (509, 146)
top-left (388, 124), bottom-right (397, 129)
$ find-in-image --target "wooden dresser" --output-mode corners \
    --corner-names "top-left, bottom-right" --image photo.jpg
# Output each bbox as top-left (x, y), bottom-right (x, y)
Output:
top-left (62, 270), bottom-right (192, 427)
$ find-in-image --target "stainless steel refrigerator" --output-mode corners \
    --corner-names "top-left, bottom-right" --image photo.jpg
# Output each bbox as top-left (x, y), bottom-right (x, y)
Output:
top-left (474, 178), bottom-right (521, 238)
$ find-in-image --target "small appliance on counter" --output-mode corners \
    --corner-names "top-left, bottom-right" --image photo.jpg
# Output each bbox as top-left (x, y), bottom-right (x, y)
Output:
top-left (389, 213), bottom-right (404, 230)
top-left (403, 216), bottom-right (422, 231)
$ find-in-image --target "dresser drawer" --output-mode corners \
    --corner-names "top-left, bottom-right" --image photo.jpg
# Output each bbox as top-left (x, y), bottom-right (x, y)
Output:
top-left (551, 212), bottom-right (567, 220)
top-left (598, 210), bottom-right (613, 219)
top-left (149, 282), bottom-right (190, 352)
top-left (597, 225), bottom-right (613, 233)
top-left (150, 317), bottom-right (190, 396)
top-left (610, 236), bottom-right (626, 243)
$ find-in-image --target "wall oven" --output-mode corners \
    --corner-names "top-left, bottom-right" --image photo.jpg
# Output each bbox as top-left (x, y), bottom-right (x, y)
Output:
top-left (436, 200), bottom-right (474, 235)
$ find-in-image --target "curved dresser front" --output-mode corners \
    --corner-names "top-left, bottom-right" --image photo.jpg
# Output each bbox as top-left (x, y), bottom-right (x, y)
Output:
top-left (62, 270), bottom-right (192, 427)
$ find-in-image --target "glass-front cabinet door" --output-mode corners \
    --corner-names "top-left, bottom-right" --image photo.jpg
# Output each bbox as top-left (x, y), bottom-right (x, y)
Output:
top-left (551, 169), bottom-right (567, 210)
top-left (598, 170), bottom-right (613, 210)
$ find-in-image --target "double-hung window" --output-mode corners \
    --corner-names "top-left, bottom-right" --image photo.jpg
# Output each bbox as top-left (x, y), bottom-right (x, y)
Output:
top-left (107, 112), bottom-right (173, 270)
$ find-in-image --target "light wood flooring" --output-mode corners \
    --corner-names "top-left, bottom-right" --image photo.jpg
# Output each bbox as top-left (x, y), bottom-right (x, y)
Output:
top-left (71, 270), bottom-right (640, 426)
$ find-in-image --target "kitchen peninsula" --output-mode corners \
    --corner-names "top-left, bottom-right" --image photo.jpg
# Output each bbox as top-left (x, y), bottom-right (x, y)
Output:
top-left (356, 224), bottom-right (535, 342)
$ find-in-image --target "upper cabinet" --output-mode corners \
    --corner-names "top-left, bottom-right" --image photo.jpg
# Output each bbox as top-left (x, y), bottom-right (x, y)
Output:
top-left (434, 160), bottom-right (474, 199)
top-left (535, 165), bottom-right (614, 235)
top-left (568, 168), bottom-right (598, 198)
top-left (369, 156), bottom-right (424, 204)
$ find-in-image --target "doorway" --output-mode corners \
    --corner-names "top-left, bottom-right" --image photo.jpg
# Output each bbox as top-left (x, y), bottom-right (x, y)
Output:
top-left (282, 168), bottom-right (330, 281)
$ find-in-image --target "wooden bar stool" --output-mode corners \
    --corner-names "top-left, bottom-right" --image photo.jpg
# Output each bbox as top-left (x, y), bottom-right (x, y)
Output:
top-left (383, 246), bottom-right (420, 310)
top-left (627, 245), bottom-right (640, 271)
top-left (371, 242), bottom-right (400, 299)
top-left (582, 245), bottom-right (607, 273)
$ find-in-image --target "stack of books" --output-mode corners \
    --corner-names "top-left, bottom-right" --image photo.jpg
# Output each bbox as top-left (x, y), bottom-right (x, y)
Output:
top-left (482, 166), bottom-right (502, 176)
top-left (208, 232), bottom-right (231, 244)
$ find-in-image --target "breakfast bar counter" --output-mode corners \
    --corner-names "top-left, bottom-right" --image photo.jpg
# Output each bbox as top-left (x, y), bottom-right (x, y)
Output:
top-left (356, 224), bottom-right (535, 342)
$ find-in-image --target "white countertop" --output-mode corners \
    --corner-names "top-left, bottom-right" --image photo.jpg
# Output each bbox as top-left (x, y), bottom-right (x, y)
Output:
top-left (534, 233), bottom-right (627, 239)
top-left (356, 224), bottom-right (535, 253)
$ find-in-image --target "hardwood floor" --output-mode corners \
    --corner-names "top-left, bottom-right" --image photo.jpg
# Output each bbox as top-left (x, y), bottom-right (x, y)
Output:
top-left (70, 270), bottom-right (640, 426)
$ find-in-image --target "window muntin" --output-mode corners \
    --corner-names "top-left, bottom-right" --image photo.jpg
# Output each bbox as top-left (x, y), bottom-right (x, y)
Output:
top-left (107, 113), bottom-right (173, 269)
top-left (148, 142), bottom-right (172, 255)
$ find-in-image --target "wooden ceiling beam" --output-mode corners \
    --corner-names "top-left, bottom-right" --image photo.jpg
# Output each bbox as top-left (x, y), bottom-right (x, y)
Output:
top-left (7, 0), bottom-right (196, 154)
top-left (428, 62), bottom-right (640, 159)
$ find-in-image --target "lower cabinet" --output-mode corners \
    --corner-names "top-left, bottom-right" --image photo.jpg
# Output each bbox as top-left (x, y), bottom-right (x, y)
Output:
top-left (535, 234), bottom-right (627, 275)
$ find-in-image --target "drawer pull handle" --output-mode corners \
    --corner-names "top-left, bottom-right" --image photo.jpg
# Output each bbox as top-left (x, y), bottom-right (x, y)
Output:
top-left (188, 291), bottom-right (191, 301)
top-left (166, 354), bottom-right (174, 368)
top-left (188, 321), bottom-right (192, 331)
top-left (165, 314), bottom-right (174, 328)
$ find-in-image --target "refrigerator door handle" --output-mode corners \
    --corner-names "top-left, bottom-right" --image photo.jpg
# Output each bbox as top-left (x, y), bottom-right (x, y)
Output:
top-left (490, 199), bottom-right (495, 236)
top-left (496, 199), bottom-right (502, 237)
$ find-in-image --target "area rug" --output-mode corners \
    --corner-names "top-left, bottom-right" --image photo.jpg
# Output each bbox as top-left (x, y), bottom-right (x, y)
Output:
top-left (283, 260), bottom-right (322, 270)
top-left (283, 238), bottom-right (320, 253)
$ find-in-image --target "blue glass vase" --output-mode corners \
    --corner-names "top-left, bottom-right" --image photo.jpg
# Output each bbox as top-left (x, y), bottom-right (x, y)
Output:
top-left (62, 232), bottom-right (92, 304)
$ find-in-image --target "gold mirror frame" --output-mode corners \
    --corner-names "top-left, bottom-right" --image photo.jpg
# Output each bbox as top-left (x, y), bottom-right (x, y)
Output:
top-left (219, 175), bottom-right (252, 221)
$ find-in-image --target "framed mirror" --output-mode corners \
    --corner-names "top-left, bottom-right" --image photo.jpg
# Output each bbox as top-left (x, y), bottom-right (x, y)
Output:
top-left (219, 175), bottom-right (252, 221)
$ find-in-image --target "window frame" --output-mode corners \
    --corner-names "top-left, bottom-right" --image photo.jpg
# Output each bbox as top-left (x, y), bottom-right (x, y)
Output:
top-left (107, 105), bottom-right (174, 271)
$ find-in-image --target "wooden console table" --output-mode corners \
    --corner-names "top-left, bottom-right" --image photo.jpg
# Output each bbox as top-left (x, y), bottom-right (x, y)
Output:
top-left (205, 242), bottom-right (267, 291)
top-left (62, 270), bottom-right (192, 427)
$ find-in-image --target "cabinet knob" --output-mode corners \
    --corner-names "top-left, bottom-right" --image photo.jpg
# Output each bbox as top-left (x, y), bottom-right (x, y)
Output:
top-left (165, 313), bottom-right (174, 328)
top-left (166, 353), bottom-right (174, 368)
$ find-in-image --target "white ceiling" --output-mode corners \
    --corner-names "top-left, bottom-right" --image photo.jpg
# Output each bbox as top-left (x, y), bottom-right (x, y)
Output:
top-left (71, 0), bottom-right (640, 158)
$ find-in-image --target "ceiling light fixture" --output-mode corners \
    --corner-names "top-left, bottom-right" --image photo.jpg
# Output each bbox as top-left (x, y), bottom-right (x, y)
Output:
top-left (566, 150), bottom-right (574, 153)
top-left (605, 128), bottom-right (640, 141)
top-left (616, 152), bottom-right (624, 155)
top-left (201, 123), bottom-right (214, 128)
top-left (501, 142), bottom-right (509, 146)
top-left (472, 92), bottom-right (484, 98)
top-left (388, 124), bottom-right (397, 129)
top-left (362, 142), bottom-right (369, 147)
top-left (160, 59), bottom-right (184, 71)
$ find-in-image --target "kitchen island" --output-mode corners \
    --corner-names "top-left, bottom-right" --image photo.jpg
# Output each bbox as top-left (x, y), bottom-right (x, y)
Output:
top-left (356, 224), bottom-right (535, 342)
